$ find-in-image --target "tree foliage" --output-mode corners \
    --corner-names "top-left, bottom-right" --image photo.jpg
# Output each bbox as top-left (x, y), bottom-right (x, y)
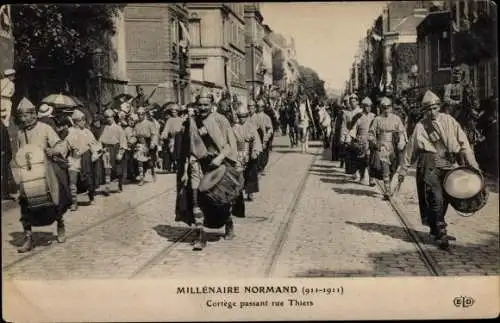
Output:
top-left (298, 64), bottom-right (326, 100)
top-left (272, 48), bottom-right (285, 82)
top-left (11, 4), bottom-right (121, 70)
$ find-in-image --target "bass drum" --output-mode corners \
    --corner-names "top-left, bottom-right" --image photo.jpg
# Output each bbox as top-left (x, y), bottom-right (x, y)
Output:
top-left (12, 144), bottom-right (58, 210)
top-left (443, 166), bottom-right (489, 214)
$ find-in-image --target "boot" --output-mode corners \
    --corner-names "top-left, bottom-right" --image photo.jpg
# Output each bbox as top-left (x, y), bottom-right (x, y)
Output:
top-left (57, 220), bottom-right (66, 243)
top-left (383, 181), bottom-right (391, 200)
top-left (247, 193), bottom-right (254, 201)
top-left (17, 230), bottom-right (33, 253)
top-left (368, 178), bottom-right (376, 187)
top-left (225, 219), bottom-right (235, 240)
top-left (88, 191), bottom-right (95, 205)
top-left (192, 227), bottom-right (206, 251)
top-left (138, 175), bottom-right (145, 186)
top-left (118, 181), bottom-right (123, 192)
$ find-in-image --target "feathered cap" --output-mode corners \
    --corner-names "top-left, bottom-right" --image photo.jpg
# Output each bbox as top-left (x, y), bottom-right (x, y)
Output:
top-left (421, 90), bottom-right (441, 108)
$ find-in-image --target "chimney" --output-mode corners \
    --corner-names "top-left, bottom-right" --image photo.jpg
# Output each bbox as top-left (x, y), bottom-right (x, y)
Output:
top-left (413, 8), bottom-right (427, 18)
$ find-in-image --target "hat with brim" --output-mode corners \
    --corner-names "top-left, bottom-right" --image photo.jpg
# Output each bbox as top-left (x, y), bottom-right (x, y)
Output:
top-left (37, 104), bottom-right (54, 118)
top-left (361, 97), bottom-right (372, 106)
top-left (380, 97), bottom-right (392, 108)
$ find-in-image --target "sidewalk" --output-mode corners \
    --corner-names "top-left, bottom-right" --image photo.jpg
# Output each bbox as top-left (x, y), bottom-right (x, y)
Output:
top-left (391, 168), bottom-right (499, 276)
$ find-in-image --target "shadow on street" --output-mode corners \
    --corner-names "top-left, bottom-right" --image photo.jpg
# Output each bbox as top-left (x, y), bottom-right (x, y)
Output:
top-left (153, 224), bottom-right (222, 243)
top-left (332, 187), bottom-right (381, 198)
top-left (9, 231), bottom-right (57, 248)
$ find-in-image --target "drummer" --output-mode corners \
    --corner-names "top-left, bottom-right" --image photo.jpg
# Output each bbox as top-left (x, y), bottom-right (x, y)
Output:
top-left (14, 98), bottom-right (72, 253)
top-left (176, 88), bottom-right (238, 251)
top-left (397, 90), bottom-right (480, 250)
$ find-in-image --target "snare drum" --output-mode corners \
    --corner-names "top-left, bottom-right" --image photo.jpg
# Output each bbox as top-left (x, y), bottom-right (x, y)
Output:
top-left (198, 164), bottom-right (244, 206)
top-left (443, 166), bottom-right (489, 214)
top-left (12, 144), bottom-right (57, 210)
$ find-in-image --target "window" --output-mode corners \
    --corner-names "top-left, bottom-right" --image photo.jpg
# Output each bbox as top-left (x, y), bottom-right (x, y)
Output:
top-left (171, 18), bottom-right (179, 44)
top-left (189, 20), bottom-right (201, 47)
top-left (437, 31), bottom-right (451, 69)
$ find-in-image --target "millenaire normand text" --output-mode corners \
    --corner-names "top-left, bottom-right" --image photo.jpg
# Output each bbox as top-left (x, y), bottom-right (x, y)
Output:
top-left (177, 286), bottom-right (298, 294)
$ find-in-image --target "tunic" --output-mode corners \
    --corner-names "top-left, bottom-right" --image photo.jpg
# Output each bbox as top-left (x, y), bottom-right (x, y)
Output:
top-left (134, 119), bottom-right (159, 147)
top-left (233, 121), bottom-right (262, 194)
top-left (368, 113), bottom-right (407, 180)
top-left (340, 107), bottom-right (363, 144)
top-left (64, 126), bottom-right (99, 171)
top-left (251, 112), bottom-right (273, 144)
top-left (1, 77), bottom-right (14, 126)
top-left (349, 112), bottom-right (375, 158)
top-left (161, 117), bottom-right (184, 155)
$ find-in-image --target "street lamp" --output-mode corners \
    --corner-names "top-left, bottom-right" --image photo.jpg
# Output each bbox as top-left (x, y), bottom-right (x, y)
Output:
top-left (93, 47), bottom-right (105, 114)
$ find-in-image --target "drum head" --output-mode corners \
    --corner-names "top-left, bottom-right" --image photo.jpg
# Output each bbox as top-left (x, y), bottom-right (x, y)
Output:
top-left (199, 165), bottom-right (226, 192)
top-left (14, 144), bottom-right (46, 168)
top-left (444, 168), bottom-right (483, 199)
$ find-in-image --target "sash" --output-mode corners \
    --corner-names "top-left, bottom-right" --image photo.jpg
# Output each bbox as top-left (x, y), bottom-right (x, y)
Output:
top-left (421, 117), bottom-right (463, 166)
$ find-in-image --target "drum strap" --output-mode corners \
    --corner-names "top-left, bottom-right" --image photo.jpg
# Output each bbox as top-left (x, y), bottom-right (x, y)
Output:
top-left (193, 117), bottom-right (219, 159)
top-left (421, 118), bottom-right (462, 166)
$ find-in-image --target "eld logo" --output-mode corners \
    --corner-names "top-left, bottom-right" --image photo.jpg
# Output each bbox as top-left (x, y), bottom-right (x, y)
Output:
top-left (453, 296), bottom-right (475, 308)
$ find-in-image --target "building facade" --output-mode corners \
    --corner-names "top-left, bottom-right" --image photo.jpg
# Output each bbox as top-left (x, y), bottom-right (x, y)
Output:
top-left (262, 24), bottom-right (273, 90)
top-left (123, 3), bottom-right (190, 105)
top-left (244, 3), bottom-right (264, 100)
top-left (187, 3), bottom-right (246, 105)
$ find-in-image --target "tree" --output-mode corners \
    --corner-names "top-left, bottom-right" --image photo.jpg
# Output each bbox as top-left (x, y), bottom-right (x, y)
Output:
top-left (272, 48), bottom-right (285, 82)
top-left (10, 4), bottom-right (121, 103)
top-left (12, 4), bottom-right (120, 69)
top-left (298, 65), bottom-right (326, 100)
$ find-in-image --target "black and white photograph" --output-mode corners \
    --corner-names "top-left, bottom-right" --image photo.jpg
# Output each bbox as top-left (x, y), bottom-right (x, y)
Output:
top-left (2, 1), bottom-right (498, 321)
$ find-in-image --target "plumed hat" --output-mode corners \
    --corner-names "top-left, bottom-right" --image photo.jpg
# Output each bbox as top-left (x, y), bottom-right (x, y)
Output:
top-left (71, 109), bottom-right (85, 120)
top-left (136, 107), bottom-right (146, 114)
top-left (361, 97), bottom-right (372, 106)
top-left (421, 90), bottom-right (441, 108)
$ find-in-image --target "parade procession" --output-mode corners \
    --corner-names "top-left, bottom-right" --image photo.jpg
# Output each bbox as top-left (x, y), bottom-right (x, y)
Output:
top-left (1, 2), bottom-right (498, 282)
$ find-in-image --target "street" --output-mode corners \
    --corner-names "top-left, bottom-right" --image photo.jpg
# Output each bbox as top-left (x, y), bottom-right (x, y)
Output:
top-left (2, 135), bottom-right (499, 279)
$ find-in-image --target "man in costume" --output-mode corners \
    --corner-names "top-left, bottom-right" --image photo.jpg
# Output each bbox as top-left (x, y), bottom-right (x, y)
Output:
top-left (296, 93), bottom-right (312, 154)
top-left (1, 69), bottom-right (15, 127)
top-left (398, 90), bottom-right (480, 250)
top-left (252, 99), bottom-right (273, 173)
top-left (14, 98), bottom-right (72, 253)
top-left (133, 106), bottom-right (159, 185)
top-left (131, 85), bottom-right (149, 111)
top-left (160, 103), bottom-right (184, 173)
top-left (99, 109), bottom-right (127, 193)
top-left (349, 97), bottom-right (376, 186)
top-left (318, 100), bottom-right (332, 149)
top-left (64, 109), bottom-right (100, 210)
top-left (368, 97), bottom-right (407, 199)
top-left (285, 92), bottom-right (299, 148)
top-left (124, 113), bottom-right (138, 182)
top-left (233, 103), bottom-right (262, 202)
top-left (341, 94), bottom-right (363, 176)
top-left (176, 89), bottom-right (239, 250)
top-left (331, 96), bottom-right (350, 165)
top-left (443, 65), bottom-right (483, 149)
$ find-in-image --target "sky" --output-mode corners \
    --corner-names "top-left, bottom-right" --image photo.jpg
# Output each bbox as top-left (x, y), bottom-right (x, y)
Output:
top-left (261, 2), bottom-right (388, 92)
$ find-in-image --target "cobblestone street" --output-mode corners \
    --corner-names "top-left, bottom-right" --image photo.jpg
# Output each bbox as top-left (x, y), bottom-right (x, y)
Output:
top-left (2, 135), bottom-right (499, 279)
